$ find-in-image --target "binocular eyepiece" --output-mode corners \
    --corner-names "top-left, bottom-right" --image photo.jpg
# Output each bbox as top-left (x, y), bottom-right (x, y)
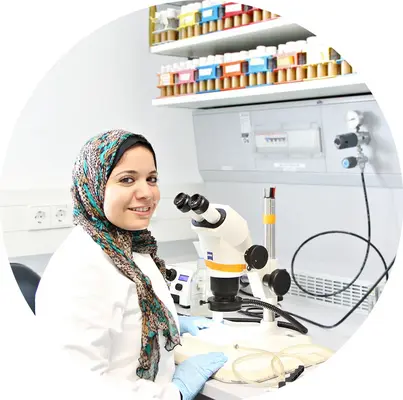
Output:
top-left (174, 192), bottom-right (221, 225)
top-left (174, 193), bottom-right (210, 215)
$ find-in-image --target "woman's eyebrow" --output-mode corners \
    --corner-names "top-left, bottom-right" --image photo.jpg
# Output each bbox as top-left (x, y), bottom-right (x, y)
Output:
top-left (115, 169), bottom-right (157, 176)
top-left (115, 170), bottom-right (139, 176)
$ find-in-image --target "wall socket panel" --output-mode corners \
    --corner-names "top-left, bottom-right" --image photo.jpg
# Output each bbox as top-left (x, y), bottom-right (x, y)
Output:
top-left (27, 204), bottom-right (73, 231)
top-left (50, 204), bottom-right (73, 228)
top-left (27, 205), bottom-right (52, 231)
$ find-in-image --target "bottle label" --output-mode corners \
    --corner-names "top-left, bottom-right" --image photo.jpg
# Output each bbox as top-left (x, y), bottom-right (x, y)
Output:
top-left (225, 63), bottom-right (241, 74)
top-left (160, 73), bottom-right (172, 86)
top-left (199, 67), bottom-right (213, 77)
top-left (202, 9), bottom-right (213, 18)
top-left (178, 72), bottom-right (191, 83)
top-left (250, 57), bottom-right (265, 66)
top-left (182, 14), bottom-right (196, 26)
top-left (226, 4), bottom-right (243, 14)
top-left (277, 55), bottom-right (296, 68)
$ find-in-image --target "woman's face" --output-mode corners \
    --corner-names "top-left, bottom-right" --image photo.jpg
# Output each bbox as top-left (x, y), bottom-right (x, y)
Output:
top-left (103, 146), bottom-right (160, 231)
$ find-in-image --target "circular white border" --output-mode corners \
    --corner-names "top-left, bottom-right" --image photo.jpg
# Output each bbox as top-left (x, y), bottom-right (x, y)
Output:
top-left (0, 1), bottom-right (402, 399)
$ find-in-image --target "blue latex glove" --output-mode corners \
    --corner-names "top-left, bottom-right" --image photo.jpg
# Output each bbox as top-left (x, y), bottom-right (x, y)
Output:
top-left (172, 353), bottom-right (228, 400)
top-left (178, 316), bottom-right (212, 336)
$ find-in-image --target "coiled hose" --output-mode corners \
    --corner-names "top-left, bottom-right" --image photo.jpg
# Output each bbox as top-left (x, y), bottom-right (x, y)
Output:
top-left (230, 343), bottom-right (333, 388)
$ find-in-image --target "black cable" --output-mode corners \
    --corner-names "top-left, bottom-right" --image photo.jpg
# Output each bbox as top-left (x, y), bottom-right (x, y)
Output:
top-left (239, 308), bottom-right (263, 318)
top-left (239, 257), bottom-right (395, 329)
top-left (286, 256), bottom-right (395, 329)
top-left (291, 172), bottom-right (389, 300)
top-left (240, 298), bottom-right (308, 334)
top-left (177, 312), bottom-right (267, 324)
top-left (222, 317), bottom-right (261, 323)
top-left (277, 321), bottom-right (306, 333)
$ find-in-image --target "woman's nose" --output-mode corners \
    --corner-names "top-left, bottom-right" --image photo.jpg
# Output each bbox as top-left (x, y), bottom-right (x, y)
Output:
top-left (135, 181), bottom-right (152, 200)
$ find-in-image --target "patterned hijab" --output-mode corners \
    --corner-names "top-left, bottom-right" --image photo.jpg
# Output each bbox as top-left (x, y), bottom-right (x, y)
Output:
top-left (71, 129), bottom-right (180, 381)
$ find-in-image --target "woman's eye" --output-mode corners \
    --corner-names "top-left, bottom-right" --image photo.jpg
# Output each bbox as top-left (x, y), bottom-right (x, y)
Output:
top-left (148, 177), bottom-right (158, 184)
top-left (120, 177), bottom-right (134, 184)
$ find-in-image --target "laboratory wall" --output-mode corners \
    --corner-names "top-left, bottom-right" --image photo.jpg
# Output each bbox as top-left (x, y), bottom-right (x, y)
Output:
top-left (0, 8), bottom-right (202, 270)
top-left (194, 96), bottom-right (402, 284)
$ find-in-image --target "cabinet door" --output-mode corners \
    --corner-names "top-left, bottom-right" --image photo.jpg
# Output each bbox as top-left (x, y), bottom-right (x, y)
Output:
top-left (193, 111), bottom-right (256, 171)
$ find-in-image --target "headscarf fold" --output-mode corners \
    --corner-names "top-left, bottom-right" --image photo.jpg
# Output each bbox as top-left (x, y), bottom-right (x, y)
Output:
top-left (71, 129), bottom-right (180, 381)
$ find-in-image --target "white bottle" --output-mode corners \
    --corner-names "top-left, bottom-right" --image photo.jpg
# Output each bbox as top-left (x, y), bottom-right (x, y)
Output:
top-left (190, 257), bottom-right (211, 317)
top-left (306, 35), bottom-right (320, 64)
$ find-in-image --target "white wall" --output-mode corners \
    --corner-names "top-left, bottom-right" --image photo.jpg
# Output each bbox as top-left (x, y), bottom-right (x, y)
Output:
top-left (0, 8), bottom-right (203, 260)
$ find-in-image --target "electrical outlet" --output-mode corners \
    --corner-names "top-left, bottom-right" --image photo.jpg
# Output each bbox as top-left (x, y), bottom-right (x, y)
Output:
top-left (27, 206), bottom-right (51, 231)
top-left (51, 204), bottom-right (73, 228)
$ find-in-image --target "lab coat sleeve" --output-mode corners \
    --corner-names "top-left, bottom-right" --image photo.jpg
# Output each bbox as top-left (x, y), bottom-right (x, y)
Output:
top-left (35, 255), bottom-right (181, 400)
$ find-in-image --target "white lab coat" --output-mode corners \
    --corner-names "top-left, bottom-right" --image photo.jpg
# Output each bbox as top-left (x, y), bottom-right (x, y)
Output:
top-left (35, 225), bottom-right (181, 400)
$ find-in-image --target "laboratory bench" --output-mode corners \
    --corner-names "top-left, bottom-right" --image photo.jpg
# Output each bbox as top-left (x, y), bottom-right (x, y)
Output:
top-left (176, 295), bottom-right (367, 400)
top-left (11, 251), bottom-right (367, 399)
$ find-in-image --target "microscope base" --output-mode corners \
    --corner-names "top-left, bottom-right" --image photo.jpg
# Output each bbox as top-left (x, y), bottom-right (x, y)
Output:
top-left (217, 319), bottom-right (312, 351)
top-left (253, 321), bottom-right (312, 350)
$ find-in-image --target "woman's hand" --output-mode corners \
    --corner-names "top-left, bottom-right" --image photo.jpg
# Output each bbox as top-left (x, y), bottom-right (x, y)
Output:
top-left (178, 316), bottom-right (212, 336)
top-left (172, 352), bottom-right (228, 400)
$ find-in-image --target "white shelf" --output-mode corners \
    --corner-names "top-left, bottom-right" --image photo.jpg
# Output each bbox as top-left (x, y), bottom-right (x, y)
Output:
top-left (150, 18), bottom-right (311, 58)
top-left (152, 74), bottom-right (370, 109)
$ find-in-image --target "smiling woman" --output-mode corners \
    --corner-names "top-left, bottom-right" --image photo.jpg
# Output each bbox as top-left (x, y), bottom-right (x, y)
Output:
top-left (34, 128), bottom-right (227, 400)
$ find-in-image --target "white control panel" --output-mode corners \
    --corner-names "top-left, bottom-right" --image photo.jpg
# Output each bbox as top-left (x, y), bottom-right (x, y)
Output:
top-left (168, 262), bottom-right (197, 309)
top-left (254, 127), bottom-right (322, 157)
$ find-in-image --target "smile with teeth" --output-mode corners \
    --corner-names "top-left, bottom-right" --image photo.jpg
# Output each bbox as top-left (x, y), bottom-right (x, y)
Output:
top-left (129, 207), bottom-right (151, 212)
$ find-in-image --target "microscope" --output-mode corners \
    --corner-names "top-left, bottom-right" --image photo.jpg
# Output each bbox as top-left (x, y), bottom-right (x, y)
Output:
top-left (172, 189), bottom-right (310, 343)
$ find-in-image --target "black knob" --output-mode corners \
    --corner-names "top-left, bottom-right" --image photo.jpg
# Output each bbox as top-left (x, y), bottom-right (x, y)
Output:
top-left (244, 245), bottom-right (268, 270)
top-left (342, 157), bottom-right (358, 169)
top-left (240, 275), bottom-right (250, 288)
top-left (175, 283), bottom-right (183, 291)
top-left (166, 268), bottom-right (177, 281)
top-left (334, 133), bottom-right (358, 149)
top-left (263, 269), bottom-right (291, 296)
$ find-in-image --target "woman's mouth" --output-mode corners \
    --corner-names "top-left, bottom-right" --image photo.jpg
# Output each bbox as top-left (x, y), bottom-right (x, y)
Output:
top-left (128, 206), bottom-right (152, 216)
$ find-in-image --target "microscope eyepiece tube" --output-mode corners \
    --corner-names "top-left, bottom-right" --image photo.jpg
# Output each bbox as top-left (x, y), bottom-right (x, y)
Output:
top-left (174, 193), bottom-right (191, 213)
top-left (173, 193), bottom-right (204, 222)
top-left (190, 194), bottom-right (221, 224)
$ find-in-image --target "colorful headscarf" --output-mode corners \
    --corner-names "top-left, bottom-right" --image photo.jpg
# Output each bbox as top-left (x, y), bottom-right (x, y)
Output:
top-left (71, 129), bottom-right (180, 381)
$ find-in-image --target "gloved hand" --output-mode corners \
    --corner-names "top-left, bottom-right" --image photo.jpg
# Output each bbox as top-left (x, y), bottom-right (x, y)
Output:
top-left (172, 352), bottom-right (228, 400)
top-left (178, 315), bottom-right (212, 336)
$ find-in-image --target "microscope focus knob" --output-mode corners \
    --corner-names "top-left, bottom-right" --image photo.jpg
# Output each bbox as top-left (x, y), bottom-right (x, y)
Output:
top-left (166, 268), bottom-right (177, 282)
top-left (263, 269), bottom-right (291, 296)
top-left (244, 245), bottom-right (268, 270)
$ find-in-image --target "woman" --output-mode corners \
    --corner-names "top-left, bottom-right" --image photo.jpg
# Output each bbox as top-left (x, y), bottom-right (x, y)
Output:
top-left (35, 129), bottom-right (227, 400)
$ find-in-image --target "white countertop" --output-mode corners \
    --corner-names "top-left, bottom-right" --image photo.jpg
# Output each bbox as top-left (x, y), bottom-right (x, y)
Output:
top-left (176, 295), bottom-right (368, 400)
